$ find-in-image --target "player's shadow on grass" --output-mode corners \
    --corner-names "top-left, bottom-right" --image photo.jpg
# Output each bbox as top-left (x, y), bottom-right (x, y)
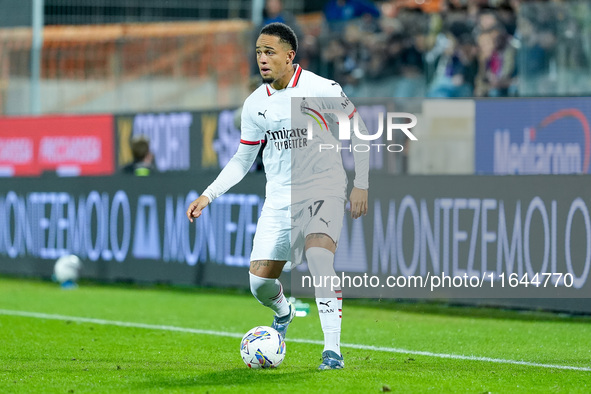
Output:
top-left (137, 368), bottom-right (315, 389)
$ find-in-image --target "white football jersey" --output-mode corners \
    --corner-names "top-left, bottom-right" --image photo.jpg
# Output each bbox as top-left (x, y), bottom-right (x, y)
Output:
top-left (241, 64), bottom-right (360, 209)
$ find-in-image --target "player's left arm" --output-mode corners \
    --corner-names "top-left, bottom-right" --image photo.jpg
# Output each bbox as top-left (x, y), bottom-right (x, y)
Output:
top-left (325, 81), bottom-right (369, 219)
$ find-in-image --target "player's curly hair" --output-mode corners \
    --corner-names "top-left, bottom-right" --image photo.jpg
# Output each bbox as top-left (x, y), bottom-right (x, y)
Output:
top-left (260, 22), bottom-right (298, 53)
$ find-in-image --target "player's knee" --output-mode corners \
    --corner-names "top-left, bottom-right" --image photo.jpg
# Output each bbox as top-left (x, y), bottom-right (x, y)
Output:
top-left (249, 260), bottom-right (286, 278)
top-left (305, 233), bottom-right (337, 252)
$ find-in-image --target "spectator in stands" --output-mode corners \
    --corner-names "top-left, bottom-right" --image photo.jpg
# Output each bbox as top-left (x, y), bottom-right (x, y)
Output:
top-left (304, 0), bottom-right (589, 98)
top-left (477, 8), bottom-right (500, 33)
top-left (121, 135), bottom-right (156, 176)
top-left (392, 11), bottom-right (428, 97)
top-left (365, 32), bottom-right (391, 80)
top-left (475, 24), bottom-right (517, 97)
top-left (516, 15), bottom-right (551, 78)
top-left (298, 32), bottom-right (321, 74)
top-left (496, 3), bottom-right (517, 36)
top-left (321, 37), bottom-right (348, 82)
top-left (323, 0), bottom-right (381, 33)
top-left (262, 0), bottom-right (295, 26)
top-left (427, 21), bottom-right (477, 97)
top-left (321, 24), bottom-right (366, 92)
top-left (513, 6), bottom-right (557, 95)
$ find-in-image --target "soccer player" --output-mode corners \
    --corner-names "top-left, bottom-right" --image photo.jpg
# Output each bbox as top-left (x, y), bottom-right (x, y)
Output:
top-left (186, 22), bottom-right (369, 370)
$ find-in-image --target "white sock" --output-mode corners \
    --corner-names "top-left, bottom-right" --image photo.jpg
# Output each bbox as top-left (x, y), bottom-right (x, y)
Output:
top-left (306, 247), bottom-right (342, 355)
top-left (249, 272), bottom-right (290, 317)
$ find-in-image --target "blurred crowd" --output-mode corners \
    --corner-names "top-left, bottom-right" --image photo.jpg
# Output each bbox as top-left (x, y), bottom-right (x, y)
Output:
top-left (253, 0), bottom-right (591, 98)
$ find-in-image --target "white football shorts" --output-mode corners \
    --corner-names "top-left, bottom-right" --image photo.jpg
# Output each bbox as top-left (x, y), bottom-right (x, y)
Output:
top-left (250, 204), bottom-right (292, 263)
top-left (250, 197), bottom-right (346, 269)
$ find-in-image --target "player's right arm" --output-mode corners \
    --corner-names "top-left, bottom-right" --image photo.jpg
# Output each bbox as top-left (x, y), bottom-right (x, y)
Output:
top-left (186, 143), bottom-right (259, 221)
top-left (187, 103), bottom-right (264, 222)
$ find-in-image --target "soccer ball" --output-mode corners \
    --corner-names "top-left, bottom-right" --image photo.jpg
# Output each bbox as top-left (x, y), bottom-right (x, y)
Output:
top-left (53, 254), bottom-right (82, 288)
top-left (240, 326), bottom-right (286, 369)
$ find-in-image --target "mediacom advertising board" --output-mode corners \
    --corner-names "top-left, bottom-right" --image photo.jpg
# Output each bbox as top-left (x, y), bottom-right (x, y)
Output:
top-left (0, 115), bottom-right (115, 177)
top-left (475, 97), bottom-right (591, 175)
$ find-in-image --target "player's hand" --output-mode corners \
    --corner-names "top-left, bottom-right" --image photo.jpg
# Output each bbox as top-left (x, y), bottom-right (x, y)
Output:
top-left (186, 195), bottom-right (210, 222)
top-left (349, 187), bottom-right (368, 219)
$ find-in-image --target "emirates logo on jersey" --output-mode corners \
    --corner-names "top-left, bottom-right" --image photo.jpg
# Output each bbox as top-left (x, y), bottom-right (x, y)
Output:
top-left (265, 127), bottom-right (308, 151)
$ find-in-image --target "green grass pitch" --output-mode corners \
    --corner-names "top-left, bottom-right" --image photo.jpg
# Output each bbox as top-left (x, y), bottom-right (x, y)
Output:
top-left (1, 276), bottom-right (591, 393)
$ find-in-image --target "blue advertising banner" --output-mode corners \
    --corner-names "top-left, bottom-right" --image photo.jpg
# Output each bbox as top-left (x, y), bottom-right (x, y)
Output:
top-left (475, 98), bottom-right (591, 175)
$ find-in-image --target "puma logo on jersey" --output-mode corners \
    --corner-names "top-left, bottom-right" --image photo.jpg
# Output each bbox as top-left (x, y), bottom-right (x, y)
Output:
top-left (320, 218), bottom-right (331, 227)
top-left (319, 301), bottom-right (331, 307)
top-left (258, 110), bottom-right (267, 119)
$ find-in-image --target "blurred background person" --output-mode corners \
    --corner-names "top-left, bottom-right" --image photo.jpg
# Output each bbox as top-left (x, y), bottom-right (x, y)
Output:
top-left (323, 0), bottom-right (381, 34)
top-left (427, 21), bottom-right (478, 97)
top-left (474, 23), bottom-right (517, 97)
top-left (121, 135), bottom-right (156, 176)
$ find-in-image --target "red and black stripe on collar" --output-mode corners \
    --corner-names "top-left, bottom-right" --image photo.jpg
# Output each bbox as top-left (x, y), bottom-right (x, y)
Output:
top-left (265, 65), bottom-right (302, 96)
top-left (290, 65), bottom-right (302, 88)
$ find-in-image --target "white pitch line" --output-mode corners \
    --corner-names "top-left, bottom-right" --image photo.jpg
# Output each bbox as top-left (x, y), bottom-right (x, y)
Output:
top-left (1, 309), bottom-right (589, 372)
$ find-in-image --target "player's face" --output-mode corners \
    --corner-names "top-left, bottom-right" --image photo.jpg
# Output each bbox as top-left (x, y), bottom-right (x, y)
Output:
top-left (256, 34), bottom-right (294, 86)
